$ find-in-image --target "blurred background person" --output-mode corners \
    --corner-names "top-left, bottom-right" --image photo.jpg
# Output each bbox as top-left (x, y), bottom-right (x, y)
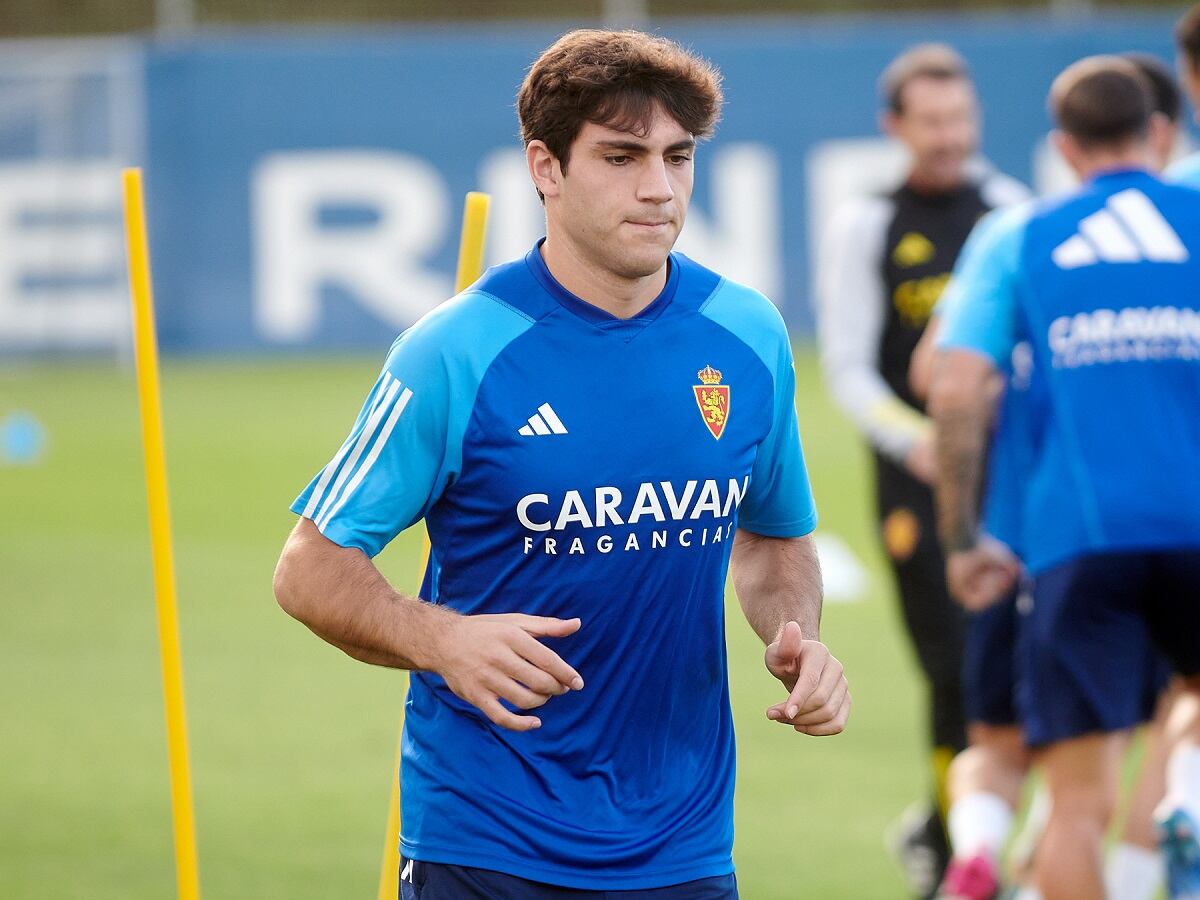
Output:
top-left (816, 43), bottom-right (1027, 898)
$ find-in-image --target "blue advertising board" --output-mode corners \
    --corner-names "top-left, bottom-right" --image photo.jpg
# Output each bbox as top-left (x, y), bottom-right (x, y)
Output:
top-left (0, 13), bottom-right (1189, 353)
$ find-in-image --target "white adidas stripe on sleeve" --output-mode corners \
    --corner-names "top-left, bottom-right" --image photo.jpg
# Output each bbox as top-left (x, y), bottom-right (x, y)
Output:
top-left (309, 377), bottom-right (403, 523)
top-left (316, 387), bottom-right (413, 530)
top-left (303, 372), bottom-right (397, 520)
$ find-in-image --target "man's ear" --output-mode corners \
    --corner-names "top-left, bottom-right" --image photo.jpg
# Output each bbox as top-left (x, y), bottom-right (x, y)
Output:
top-left (1051, 129), bottom-right (1082, 174)
top-left (880, 109), bottom-right (900, 139)
top-left (527, 140), bottom-right (562, 200)
top-left (1146, 111), bottom-right (1175, 168)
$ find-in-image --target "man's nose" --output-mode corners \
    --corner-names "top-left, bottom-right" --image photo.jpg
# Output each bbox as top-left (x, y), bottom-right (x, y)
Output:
top-left (636, 158), bottom-right (675, 203)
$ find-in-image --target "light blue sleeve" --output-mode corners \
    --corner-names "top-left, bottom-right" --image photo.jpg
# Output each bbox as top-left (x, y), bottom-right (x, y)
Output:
top-left (703, 282), bottom-right (818, 538)
top-left (936, 204), bottom-right (1031, 367)
top-left (1166, 152), bottom-right (1200, 189)
top-left (290, 291), bottom-right (533, 557)
top-left (935, 206), bottom-right (1008, 320)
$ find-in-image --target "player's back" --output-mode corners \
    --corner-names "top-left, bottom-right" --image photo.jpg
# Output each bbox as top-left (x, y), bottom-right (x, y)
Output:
top-left (1015, 170), bottom-right (1200, 570)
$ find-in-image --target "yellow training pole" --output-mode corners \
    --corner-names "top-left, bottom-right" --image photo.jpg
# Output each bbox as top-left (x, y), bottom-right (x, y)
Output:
top-left (454, 191), bottom-right (491, 295)
top-left (377, 191), bottom-right (490, 900)
top-left (121, 167), bottom-right (201, 900)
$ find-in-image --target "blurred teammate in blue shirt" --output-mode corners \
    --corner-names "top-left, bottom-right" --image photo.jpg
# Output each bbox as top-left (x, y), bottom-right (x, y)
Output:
top-left (916, 52), bottom-right (1184, 900)
top-left (931, 57), bottom-right (1200, 900)
top-left (273, 29), bottom-right (848, 899)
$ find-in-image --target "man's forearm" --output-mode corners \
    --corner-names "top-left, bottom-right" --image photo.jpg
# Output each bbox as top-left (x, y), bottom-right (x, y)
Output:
top-left (932, 403), bottom-right (988, 551)
top-left (730, 531), bottom-right (823, 643)
top-left (273, 517), bottom-right (456, 671)
top-left (929, 350), bottom-right (998, 552)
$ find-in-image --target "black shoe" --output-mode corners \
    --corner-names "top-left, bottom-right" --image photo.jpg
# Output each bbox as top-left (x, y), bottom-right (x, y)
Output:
top-left (886, 801), bottom-right (951, 900)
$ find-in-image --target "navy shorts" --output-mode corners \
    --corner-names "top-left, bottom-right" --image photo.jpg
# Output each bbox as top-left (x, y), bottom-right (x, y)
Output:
top-left (399, 858), bottom-right (738, 899)
top-left (1018, 549), bottom-right (1199, 747)
top-left (962, 590), bottom-right (1021, 727)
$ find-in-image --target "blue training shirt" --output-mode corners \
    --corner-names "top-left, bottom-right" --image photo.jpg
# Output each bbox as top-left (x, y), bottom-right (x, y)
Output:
top-left (938, 169), bottom-right (1200, 573)
top-left (291, 242), bottom-right (817, 889)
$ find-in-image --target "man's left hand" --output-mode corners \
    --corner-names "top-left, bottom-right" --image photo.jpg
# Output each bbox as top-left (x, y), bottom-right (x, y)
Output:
top-left (763, 621), bottom-right (850, 736)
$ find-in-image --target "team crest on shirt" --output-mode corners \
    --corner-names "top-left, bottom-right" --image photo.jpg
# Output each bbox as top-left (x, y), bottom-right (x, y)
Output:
top-left (693, 365), bottom-right (730, 440)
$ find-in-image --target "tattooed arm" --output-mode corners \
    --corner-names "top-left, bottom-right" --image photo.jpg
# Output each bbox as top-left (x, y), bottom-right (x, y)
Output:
top-left (928, 349), bottom-right (1018, 609)
top-left (929, 349), bottom-right (997, 549)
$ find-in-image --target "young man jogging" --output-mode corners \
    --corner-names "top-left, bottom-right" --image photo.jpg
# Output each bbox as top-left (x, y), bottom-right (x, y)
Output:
top-left (274, 29), bottom-right (848, 899)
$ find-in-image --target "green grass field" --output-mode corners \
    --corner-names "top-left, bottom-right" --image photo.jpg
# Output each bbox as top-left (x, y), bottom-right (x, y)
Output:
top-left (1, 349), bottom-right (936, 898)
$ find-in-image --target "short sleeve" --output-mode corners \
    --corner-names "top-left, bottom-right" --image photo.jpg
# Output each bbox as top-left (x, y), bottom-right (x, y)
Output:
top-left (937, 204), bottom-right (1031, 367)
top-left (290, 290), bottom-right (534, 557)
top-left (738, 339), bottom-right (819, 538)
top-left (290, 332), bottom-right (452, 557)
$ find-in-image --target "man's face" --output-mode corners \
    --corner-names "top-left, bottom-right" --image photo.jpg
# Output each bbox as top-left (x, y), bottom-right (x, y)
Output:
top-left (885, 76), bottom-right (980, 190)
top-left (544, 105), bottom-right (695, 280)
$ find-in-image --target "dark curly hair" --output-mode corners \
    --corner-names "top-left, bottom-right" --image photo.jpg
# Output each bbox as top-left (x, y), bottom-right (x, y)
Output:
top-left (517, 29), bottom-right (723, 175)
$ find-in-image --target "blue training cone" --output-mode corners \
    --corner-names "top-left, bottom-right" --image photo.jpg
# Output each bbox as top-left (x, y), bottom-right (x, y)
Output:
top-left (1, 411), bottom-right (47, 465)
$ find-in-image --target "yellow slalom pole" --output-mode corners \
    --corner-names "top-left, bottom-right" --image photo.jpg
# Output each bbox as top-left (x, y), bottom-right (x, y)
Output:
top-left (454, 191), bottom-right (492, 295)
top-left (121, 167), bottom-right (201, 900)
top-left (376, 191), bottom-right (490, 900)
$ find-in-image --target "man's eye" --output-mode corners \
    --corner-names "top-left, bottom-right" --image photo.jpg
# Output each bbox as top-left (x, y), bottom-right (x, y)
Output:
top-left (668, 155), bottom-right (692, 165)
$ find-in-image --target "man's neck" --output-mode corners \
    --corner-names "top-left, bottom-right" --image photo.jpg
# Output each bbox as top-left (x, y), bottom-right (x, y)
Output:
top-left (906, 168), bottom-right (965, 196)
top-left (1075, 148), bottom-right (1150, 181)
top-left (539, 233), bottom-right (667, 320)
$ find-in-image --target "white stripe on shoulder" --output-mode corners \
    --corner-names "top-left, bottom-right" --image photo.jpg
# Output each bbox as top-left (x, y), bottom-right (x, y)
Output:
top-left (1107, 188), bottom-right (1188, 262)
top-left (302, 372), bottom-right (396, 519)
top-left (317, 387), bottom-right (413, 530)
top-left (309, 376), bottom-right (403, 524)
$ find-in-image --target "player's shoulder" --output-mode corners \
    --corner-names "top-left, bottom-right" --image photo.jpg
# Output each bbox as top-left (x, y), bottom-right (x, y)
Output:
top-left (382, 260), bottom-right (538, 376)
top-left (962, 197), bottom-right (1039, 263)
top-left (1166, 152), bottom-right (1200, 189)
top-left (1028, 169), bottom-right (1182, 232)
top-left (684, 258), bottom-right (790, 370)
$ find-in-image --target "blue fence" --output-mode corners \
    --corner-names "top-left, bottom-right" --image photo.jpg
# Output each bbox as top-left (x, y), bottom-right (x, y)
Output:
top-left (0, 13), bottom-right (1189, 353)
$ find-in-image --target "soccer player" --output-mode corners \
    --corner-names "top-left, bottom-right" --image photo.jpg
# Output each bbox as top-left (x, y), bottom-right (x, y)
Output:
top-left (816, 43), bottom-right (1026, 896)
top-left (920, 53), bottom-right (1183, 900)
top-left (273, 29), bottom-right (849, 899)
top-left (1170, 4), bottom-right (1200, 186)
top-left (930, 57), bottom-right (1200, 900)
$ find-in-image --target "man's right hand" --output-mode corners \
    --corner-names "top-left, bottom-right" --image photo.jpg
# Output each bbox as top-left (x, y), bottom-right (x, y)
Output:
top-left (430, 614), bottom-right (584, 732)
top-left (945, 538), bottom-right (1020, 611)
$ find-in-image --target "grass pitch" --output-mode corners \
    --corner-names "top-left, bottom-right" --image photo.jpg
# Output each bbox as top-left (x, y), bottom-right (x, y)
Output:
top-left (0, 350), bottom-right (929, 898)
